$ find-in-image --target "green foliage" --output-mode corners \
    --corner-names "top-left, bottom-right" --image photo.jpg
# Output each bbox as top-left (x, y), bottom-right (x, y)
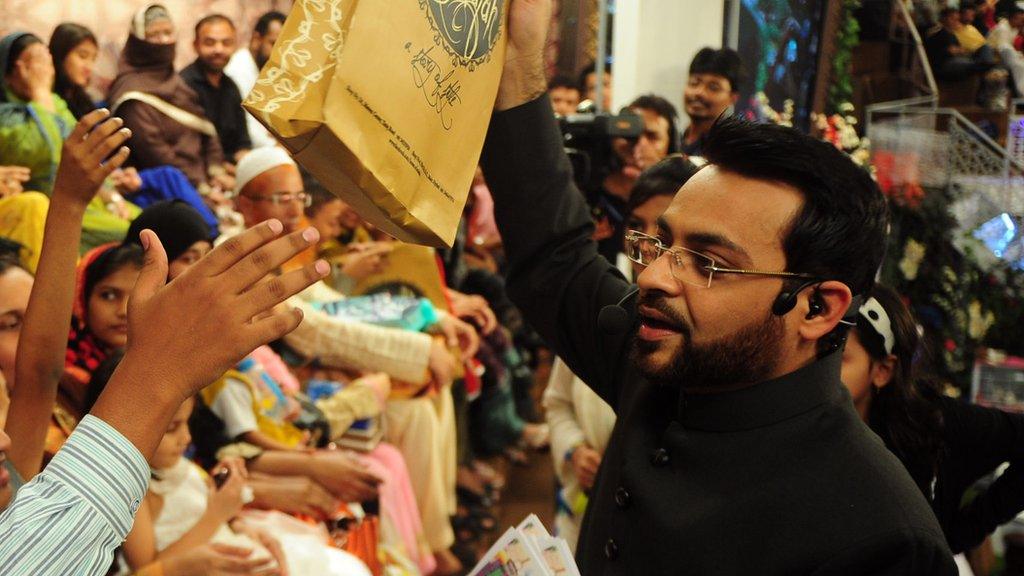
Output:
top-left (827, 0), bottom-right (862, 116)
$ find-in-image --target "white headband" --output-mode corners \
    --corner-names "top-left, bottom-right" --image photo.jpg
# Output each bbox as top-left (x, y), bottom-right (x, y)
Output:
top-left (858, 297), bottom-right (895, 356)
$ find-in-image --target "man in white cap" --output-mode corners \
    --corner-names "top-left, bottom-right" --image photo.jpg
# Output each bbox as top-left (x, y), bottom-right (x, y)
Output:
top-left (232, 147), bottom-right (469, 574)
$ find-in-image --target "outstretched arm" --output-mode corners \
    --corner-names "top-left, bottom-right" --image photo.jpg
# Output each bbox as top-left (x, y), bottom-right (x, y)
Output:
top-left (480, 0), bottom-right (631, 406)
top-left (7, 109), bottom-right (132, 479)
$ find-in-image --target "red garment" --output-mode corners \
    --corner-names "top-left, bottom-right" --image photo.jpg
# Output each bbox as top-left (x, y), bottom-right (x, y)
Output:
top-left (65, 243), bottom-right (118, 375)
top-left (1015, 34), bottom-right (1024, 52)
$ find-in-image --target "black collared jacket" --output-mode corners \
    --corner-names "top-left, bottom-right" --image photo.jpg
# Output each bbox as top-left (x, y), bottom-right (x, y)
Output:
top-left (479, 95), bottom-right (957, 576)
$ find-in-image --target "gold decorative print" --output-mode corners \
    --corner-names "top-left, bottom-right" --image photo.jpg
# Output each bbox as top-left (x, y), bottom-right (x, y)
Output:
top-left (248, 0), bottom-right (345, 129)
top-left (419, 0), bottom-right (504, 69)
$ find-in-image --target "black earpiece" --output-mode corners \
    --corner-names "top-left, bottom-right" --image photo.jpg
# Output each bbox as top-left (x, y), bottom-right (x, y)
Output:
top-left (806, 291), bottom-right (825, 319)
top-left (771, 280), bottom-right (820, 317)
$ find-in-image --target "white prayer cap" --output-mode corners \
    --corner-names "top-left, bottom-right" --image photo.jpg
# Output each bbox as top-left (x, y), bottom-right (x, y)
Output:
top-left (234, 147), bottom-right (297, 197)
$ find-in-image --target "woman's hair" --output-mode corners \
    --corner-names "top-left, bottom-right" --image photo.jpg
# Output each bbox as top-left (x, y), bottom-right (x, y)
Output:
top-left (83, 243), bottom-right (145, 307)
top-left (0, 238), bottom-right (25, 276)
top-left (49, 23), bottom-right (98, 119)
top-left (859, 284), bottom-right (944, 495)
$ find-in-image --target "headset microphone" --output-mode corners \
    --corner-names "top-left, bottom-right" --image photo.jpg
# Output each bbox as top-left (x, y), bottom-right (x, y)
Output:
top-left (598, 286), bottom-right (640, 335)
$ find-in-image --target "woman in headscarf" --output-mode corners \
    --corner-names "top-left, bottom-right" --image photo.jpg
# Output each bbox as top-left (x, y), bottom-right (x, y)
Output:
top-left (0, 32), bottom-right (75, 195)
top-left (45, 242), bottom-right (144, 463)
top-left (108, 5), bottom-right (233, 200)
top-left (0, 31), bottom-right (140, 258)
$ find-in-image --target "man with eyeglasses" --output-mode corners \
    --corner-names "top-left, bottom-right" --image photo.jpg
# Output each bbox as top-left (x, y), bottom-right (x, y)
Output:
top-left (479, 1), bottom-right (955, 574)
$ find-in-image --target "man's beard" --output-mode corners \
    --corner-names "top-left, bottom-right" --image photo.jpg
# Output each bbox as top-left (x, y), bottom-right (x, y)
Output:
top-left (630, 296), bottom-right (785, 391)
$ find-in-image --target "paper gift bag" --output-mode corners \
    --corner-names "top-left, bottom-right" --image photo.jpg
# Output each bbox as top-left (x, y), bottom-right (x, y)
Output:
top-left (245, 0), bottom-right (508, 247)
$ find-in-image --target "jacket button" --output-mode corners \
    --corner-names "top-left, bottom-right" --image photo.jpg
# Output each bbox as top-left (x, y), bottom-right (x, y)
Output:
top-left (651, 447), bottom-right (670, 467)
top-left (614, 486), bottom-right (631, 508)
top-left (605, 538), bottom-right (619, 560)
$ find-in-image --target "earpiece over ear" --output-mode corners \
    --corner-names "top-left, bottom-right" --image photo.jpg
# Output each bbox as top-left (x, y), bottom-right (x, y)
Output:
top-left (771, 280), bottom-right (820, 317)
top-left (805, 290), bottom-right (825, 320)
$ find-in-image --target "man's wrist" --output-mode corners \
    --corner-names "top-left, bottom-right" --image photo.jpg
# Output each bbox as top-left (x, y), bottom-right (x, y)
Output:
top-left (494, 56), bottom-right (547, 112)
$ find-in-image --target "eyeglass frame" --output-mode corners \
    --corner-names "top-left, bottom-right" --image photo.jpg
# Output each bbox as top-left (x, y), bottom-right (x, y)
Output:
top-left (624, 229), bottom-right (820, 288)
top-left (243, 190), bottom-right (313, 208)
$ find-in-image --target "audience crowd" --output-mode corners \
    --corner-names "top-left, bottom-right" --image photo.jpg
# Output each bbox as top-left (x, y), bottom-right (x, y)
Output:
top-left (2, 1), bottom-right (1024, 575)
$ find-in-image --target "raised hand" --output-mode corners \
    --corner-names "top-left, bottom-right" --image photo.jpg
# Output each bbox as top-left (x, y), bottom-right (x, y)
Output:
top-left (90, 221), bottom-right (330, 460)
top-left (495, 0), bottom-right (553, 111)
top-left (52, 109), bottom-right (132, 208)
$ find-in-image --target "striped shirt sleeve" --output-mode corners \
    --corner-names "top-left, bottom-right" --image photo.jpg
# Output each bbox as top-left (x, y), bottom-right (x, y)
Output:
top-left (0, 415), bottom-right (149, 576)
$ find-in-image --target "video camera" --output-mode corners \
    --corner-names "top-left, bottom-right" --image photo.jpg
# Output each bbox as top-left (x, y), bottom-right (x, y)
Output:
top-left (559, 104), bottom-right (643, 193)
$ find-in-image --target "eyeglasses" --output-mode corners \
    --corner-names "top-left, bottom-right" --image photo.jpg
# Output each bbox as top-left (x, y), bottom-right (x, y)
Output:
top-left (246, 191), bottom-right (312, 207)
top-left (624, 230), bottom-right (819, 288)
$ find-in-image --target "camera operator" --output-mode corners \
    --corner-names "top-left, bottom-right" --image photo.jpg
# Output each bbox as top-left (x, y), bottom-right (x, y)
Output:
top-left (480, 1), bottom-right (955, 574)
top-left (548, 74), bottom-right (581, 117)
top-left (592, 95), bottom-right (679, 263)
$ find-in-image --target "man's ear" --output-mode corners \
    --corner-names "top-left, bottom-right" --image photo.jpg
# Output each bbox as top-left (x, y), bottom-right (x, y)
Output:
top-left (796, 280), bottom-right (852, 343)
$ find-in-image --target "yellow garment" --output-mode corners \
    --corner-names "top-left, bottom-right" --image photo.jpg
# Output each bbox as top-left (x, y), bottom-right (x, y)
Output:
top-left (382, 388), bottom-right (457, 552)
top-left (954, 25), bottom-right (987, 53)
top-left (314, 385), bottom-right (381, 440)
top-left (201, 369), bottom-right (306, 447)
top-left (0, 192), bottom-right (47, 273)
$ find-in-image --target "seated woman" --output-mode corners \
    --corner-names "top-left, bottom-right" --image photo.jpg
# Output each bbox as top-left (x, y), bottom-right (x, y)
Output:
top-left (46, 242), bottom-right (143, 462)
top-left (50, 23), bottom-right (220, 235)
top-left (0, 31), bottom-right (141, 252)
top-left (841, 284), bottom-right (1024, 559)
top-left (107, 5), bottom-right (234, 207)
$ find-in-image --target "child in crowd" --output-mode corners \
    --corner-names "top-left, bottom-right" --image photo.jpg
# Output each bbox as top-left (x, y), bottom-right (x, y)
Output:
top-left (43, 242), bottom-right (142, 462)
top-left (122, 395), bottom-right (372, 576)
top-left (841, 284), bottom-right (1024, 573)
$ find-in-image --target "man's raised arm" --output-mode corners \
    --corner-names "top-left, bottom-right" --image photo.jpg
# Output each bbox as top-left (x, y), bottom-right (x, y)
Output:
top-left (479, 0), bottom-right (632, 406)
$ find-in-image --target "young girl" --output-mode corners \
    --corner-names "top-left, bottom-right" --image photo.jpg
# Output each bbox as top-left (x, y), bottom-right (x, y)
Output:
top-left (123, 395), bottom-right (372, 576)
top-left (45, 242), bottom-right (144, 462)
top-left (841, 284), bottom-right (1024, 556)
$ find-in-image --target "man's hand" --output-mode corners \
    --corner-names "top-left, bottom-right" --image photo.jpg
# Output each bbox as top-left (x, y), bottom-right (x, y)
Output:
top-left (249, 475), bottom-right (340, 521)
top-left (571, 445), bottom-right (602, 491)
top-left (311, 451), bottom-right (382, 502)
top-left (495, 0), bottom-right (553, 111)
top-left (120, 222), bottom-right (328, 404)
top-left (339, 243), bottom-right (393, 281)
top-left (90, 220), bottom-right (329, 459)
top-left (52, 109), bottom-right (132, 209)
top-left (447, 289), bottom-right (498, 335)
top-left (435, 313), bottom-right (480, 360)
top-left (428, 337), bottom-right (455, 387)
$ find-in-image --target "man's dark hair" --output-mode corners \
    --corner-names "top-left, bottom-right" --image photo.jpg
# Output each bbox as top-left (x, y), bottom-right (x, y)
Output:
top-left (577, 60), bottom-right (612, 92)
top-left (195, 14), bottom-right (235, 38)
top-left (548, 74), bottom-right (579, 92)
top-left (629, 94), bottom-right (681, 155)
top-left (701, 116), bottom-right (889, 297)
top-left (627, 155), bottom-right (699, 214)
top-left (255, 11), bottom-right (287, 37)
top-left (939, 7), bottom-right (959, 20)
top-left (688, 47), bottom-right (744, 93)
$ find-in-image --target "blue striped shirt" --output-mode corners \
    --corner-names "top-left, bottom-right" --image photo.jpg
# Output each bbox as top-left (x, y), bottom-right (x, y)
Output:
top-left (0, 415), bottom-right (148, 575)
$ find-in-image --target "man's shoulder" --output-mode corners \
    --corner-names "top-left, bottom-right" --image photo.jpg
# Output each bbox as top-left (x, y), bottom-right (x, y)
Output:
top-left (180, 61), bottom-right (203, 83)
